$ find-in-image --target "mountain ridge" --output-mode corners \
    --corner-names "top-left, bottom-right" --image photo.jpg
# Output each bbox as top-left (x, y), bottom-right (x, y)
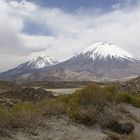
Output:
top-left (0, 55), bottom-right (59, 82)
top-left (41, 42), bottom-right (140, 81)
top-left (0, 42), bottom-right (140, 83)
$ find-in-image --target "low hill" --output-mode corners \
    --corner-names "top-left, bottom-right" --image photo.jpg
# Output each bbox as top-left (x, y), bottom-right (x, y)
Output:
top-left (118, 76), bottom-right (140, 95)
top-left (0, 80), bottom-right (20, 93)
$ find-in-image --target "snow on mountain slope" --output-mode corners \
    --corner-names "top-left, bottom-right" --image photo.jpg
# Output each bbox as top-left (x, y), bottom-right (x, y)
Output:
top-left (0, 42), bottom-right (140, 82)
top-left (0, 55), bottom-right (60, 82)
top-left (41, 42), bottom-right (140, 82)
top-left (27, 55), bottom-right (59, 70)
top-left (78, 42), bottom-right (135, 61)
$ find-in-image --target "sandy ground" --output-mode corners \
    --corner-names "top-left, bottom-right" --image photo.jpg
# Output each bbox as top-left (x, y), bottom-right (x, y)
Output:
top-left (121, 104), bottom-right (140, 138)
top-left (7, 117), bottom-right (106, 140)
top-left (122, 104), bottom-right (140, 120)
top-left (1, 104), bottom-right (140, 140)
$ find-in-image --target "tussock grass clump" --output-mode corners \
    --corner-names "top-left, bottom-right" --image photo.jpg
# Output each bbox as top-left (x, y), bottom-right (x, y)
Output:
top-left (68, 84), bottom-right (116, 109)
top-left (38, 98), bottom-right (68, 116)
top-left (115, 93), bottom-right (132, 103)
top-left (131, 96), bottom-right (140, 107)
top-left (67, 84), bottom-right (117, 125)
top-left (0, 102), bottom-right (41, 129)
top-left (37, 94), bottom-right (72, 116)
top-left (116, 93), bottom-right (140, 108)
top-left (68, 107), bottom-right (97, 126)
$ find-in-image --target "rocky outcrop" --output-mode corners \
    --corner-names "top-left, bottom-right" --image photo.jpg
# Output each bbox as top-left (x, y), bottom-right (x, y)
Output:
top-left (119, 76), bottom-right (140, 95)
top-left (108, 121), bottom-right (134, 134)
top-left (0, 88), bottom-right (54, 102)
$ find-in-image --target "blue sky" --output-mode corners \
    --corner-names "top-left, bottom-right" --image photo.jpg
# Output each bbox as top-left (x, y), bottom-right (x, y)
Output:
top-left (26, 0), bottom-right (136, 11)
top-left (29, 0), bottom-right (118, 11)
top-left (23, 0), bottom-right (119, 35)
top-left (23, 0), bottom-right (137, 35)
top-left (0, 0), bottom-right (140, 72)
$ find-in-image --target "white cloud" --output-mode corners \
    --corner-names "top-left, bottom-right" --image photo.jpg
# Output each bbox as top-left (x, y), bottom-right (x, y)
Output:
top-left (0, 0), bottom-right (140, 72)
top-left (112, 3), bottom-right (121, 10)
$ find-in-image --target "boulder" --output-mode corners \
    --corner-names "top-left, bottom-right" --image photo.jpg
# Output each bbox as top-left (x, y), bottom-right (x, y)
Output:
top-left (108, 121), bottom-right (134, 134)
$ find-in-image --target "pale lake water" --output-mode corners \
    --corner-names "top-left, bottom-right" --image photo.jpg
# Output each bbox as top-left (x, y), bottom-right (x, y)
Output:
top-left (45, 88), bottom-right (80, 96)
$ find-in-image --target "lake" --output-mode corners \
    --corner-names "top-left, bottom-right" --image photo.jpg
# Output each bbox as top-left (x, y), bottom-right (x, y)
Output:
top-left (45, 88), bottom-right (80, 96)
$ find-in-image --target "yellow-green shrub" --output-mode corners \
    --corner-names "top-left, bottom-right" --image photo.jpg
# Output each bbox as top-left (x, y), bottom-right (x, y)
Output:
top-left (115, 93), bottom-right (132, 103)
top-left (131, 96), bottom-right (140, 108)
top-left (37, 95), bottom-right (69, 116)
top-left (67, 84), bottom-right (117, 125)
top-left (0, 106), bottom-right (10, 127)
top-left (68, 85), bottom-right (116, 109)
top-left (115, 93), bottom-right (140, 108)
top-left (0, 102), bottom-right (41, 129)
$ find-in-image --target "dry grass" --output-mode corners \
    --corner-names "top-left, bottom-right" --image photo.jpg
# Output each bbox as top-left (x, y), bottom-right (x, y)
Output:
top-left (0, 84), bottom-right (138, 137)
top-left (116, 93), bottom-right (140, 108)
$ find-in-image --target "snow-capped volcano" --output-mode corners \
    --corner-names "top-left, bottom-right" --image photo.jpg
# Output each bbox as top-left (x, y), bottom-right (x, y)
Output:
top-left (41, 42), bottom-right (140, 81)
top-left (16, 55), bottom-right (59, 71)
top-left (0, 55), bottom-right (59, 82)
top-left (78, 42), bottom-right (135, 61)
top-left (26, 55), bottom-right (59, 70)
top-left (0, 42), bottom-right (140, 82)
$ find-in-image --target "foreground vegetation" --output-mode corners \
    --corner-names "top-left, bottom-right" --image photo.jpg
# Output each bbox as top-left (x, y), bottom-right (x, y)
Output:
top-left (0, 83), bottom-right (140, 139)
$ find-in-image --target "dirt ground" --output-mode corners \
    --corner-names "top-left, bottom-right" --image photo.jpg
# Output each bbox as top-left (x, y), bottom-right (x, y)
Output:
top-left (1, 104), bottom-right (140, 140)
top-left (121, 104), bottom-right (140, 138)
top-left (2, 116), bottom-right (106, 140)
